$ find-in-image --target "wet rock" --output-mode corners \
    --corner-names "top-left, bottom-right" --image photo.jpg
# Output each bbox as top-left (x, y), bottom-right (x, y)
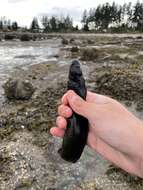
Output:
top-left (80, 48), bottom-right (99, 61)
top-left (87, 39), bottom-right (95, 45)
top-left (4, 34), bottom-right (16, 40)
top-left (76, 181), bottom-right (97, 190)
top-left (71, 46), bottom-right (79, 53)
top-left (32, 75), bottom-right (37, 80)
top-left (20, 34), bottom-right (31, 41)
top-left (53, 54), bottom-right (59, 58)
top-left (76, 167), bottom-right (143, 190)
top-left (62, 38), bottom-right (69, 45)
top-left (90, 66), bottom-right (143, 110)
top-left (136, 36), bottom-right (142, 39)
top-left (14, 55), bottom-right (36, 59)
top-left (0, 82), bottom-right (68, 189)
top-left (69, 38), bottom-right (75, 43)
top-left (3, 79), bottom-right (35, 100)
top-left (32, 35), bottom-right (37, 41)
top-left (0, 131), bottom-right (56, 190)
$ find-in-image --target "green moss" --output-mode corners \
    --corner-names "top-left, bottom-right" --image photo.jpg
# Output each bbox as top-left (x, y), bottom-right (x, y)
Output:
top-left (80, 48), bottom-right (99, 61)
top-left (91, 65), bottom-right (143, 110)
top-left (46, 64), bottom-right (56, 69)
top-left (109, 47), bottom-right (136, 55)
top-left (0, 148), bottom-right (13, 183)
top-left (62, 38), bottom-right (68, 45)
top-left (32, 131), bottom-right (50, 148)
top-left (71, 46), bottom-right (79, 53)
top-left (14, 179), bottom-right (33, 189)
top-left (93, 36), bottom-right (120, 44)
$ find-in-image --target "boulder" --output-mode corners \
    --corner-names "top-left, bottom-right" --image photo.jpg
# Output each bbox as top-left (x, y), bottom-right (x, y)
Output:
top-left (3, 79), bottom-right (35, 100)
top-left (62, 38), bottom-right (69, 45)
top-left (71, 46), bottom-right (79, 53)
top-left (20, 34), bottom-right (31, 41)
top-left (69, 38), bottom-right (75, 43)
top-left (80, 48), bottom-right (99, 61)
top-left (4, 34), bottom-right (16, 40)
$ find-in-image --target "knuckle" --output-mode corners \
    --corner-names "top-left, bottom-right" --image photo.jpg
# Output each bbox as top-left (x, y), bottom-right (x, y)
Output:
top-left (74, 99), bottom-right (82, 109)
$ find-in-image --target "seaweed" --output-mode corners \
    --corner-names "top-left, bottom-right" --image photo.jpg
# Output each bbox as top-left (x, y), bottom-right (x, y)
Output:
top-left (58, 60), bottom-right (89, 163)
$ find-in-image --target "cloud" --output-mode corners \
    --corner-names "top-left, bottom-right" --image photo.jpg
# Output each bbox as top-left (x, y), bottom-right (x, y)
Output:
top-left (38, 6), bottom-right (83, 22)
top-left (8, 0), bottom-right (28, 3)
top-left (0, 0), bottom-right (136, 27)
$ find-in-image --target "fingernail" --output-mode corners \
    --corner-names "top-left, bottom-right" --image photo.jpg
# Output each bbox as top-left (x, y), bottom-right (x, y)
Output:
top-left (68, 91), bottom-right (76, 102)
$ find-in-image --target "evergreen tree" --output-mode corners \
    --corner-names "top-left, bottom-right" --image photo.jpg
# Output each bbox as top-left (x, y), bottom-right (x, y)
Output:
top-left (93, 3), bottom-right (113, 29)
top-left (41, 15), bottom-right (73, 32)
top-left (49, 16), bottom-right (57, 31)
top-left (94, 5), bottom-right (102, 29)
top-left (30, 17), bottom-right (39, 32)
top-left (0, 20), bottom-right (3, 30)
top-left (41, 16), bottom-right (48, 29)
top-left (64, 16), bottom-right (73, 30)
top-left (132, 1), bottom-right (143, 31)
top-left (41, 16), bottom-right (50, 32)
top-left (81, 9), bottom-right (89, 31)
top-left (75, 25), bottom-right (79, 31)
top-left (7, 19), bottom-right (11, 30)
top-left (81, 9), bottom-right (88, 24)
top-left (12, 21), bottom-right (18, 30)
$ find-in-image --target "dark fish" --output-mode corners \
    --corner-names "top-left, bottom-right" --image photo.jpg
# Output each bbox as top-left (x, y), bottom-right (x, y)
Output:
top-left (58, 60), bottom-right (89, 163)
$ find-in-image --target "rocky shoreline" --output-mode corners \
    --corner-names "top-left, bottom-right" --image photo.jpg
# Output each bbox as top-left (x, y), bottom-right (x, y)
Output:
top-left (0, 34), bottom-right (143, 189)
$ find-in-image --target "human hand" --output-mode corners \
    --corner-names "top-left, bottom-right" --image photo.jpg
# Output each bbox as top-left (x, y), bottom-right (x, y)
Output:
top-left (50, 90), bottom-right (143, 177)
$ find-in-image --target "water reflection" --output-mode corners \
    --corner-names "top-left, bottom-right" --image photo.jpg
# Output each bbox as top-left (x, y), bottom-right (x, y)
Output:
top-left (0, 39), bottom-right (60, 74)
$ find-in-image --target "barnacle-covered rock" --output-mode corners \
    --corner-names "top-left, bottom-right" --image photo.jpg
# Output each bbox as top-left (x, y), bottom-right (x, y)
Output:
top-left (3, 78), bottom-right (35, 100)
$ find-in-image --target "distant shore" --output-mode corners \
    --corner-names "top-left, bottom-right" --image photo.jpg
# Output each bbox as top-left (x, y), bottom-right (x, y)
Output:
top-left (0, 31), bottom-right (143, 41)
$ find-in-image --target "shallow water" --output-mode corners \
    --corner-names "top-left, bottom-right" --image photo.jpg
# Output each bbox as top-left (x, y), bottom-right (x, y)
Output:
top-left (48, 137), bottom-right (109, 189)
top-left (0, 39), bottom-right (61, 100)
top-left (0, 39), bottom-right (60, 74)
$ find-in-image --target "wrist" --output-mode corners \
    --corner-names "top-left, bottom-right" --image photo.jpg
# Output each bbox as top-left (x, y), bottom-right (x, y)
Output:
top-left (135, 121), bottom-right (143, 178)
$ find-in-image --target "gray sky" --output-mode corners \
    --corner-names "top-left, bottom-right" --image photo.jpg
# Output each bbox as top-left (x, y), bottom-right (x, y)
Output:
top-left (0, 0), bottom-right (137, 27)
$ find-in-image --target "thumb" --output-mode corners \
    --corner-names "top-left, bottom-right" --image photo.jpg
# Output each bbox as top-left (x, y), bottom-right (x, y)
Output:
top-left (66, 90), bottom-right (91, 118)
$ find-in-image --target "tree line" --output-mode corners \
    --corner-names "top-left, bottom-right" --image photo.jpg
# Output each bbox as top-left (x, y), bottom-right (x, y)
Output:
top-left (0, 17), bottom-right (18, 31)
top-left (41, 16), bottom-right (77, 32)
top-left (0, 16), bottom-right (77, 33)
top-left (81, 1), bottom-right (143, 32)
top-left (0, 1), bottom-right (143, 33)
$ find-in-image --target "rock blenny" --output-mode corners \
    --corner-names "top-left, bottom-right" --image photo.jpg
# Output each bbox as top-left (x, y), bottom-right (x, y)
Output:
top-left (58, 60), bottom-right (89, 163)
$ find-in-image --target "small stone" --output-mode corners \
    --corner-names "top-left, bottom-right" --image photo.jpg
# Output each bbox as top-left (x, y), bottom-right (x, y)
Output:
top-left (21, 125), bottom-right (25, 129)
top-left (62, 38), bottom-right (68, 45)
